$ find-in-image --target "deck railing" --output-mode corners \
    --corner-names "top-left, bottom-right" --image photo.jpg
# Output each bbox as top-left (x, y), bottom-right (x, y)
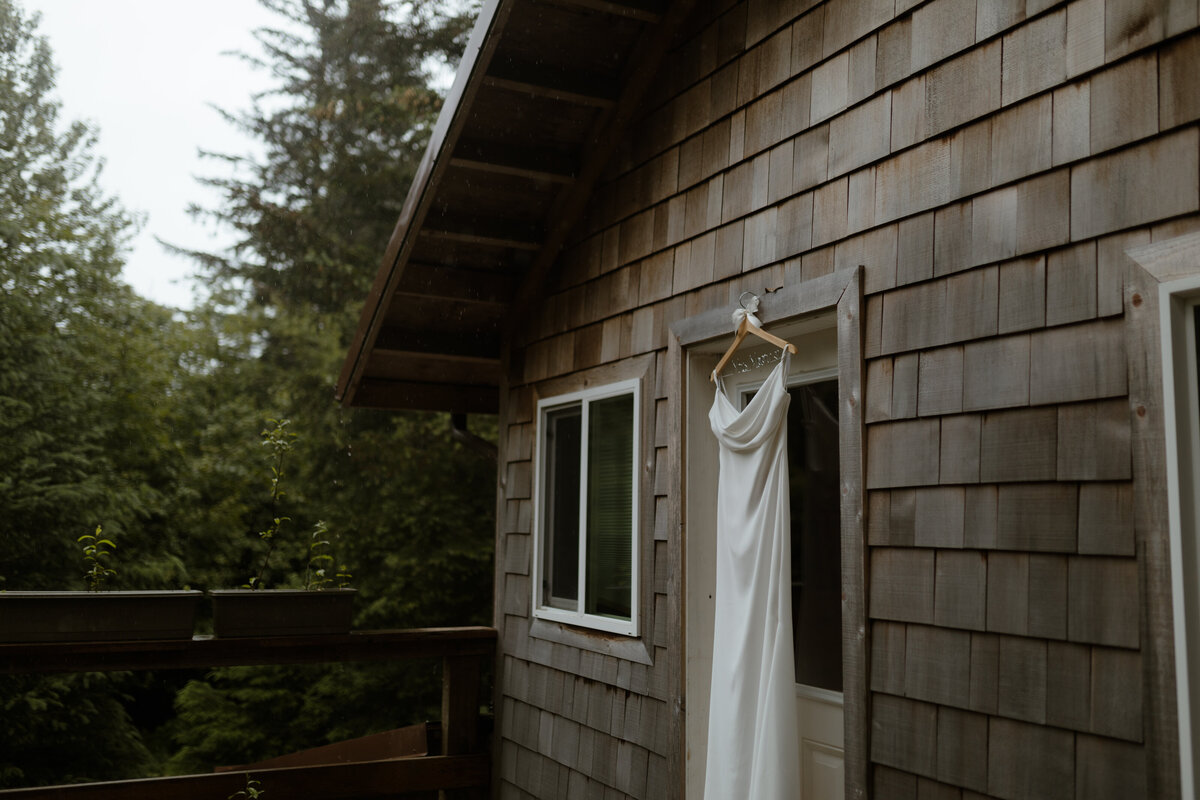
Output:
top-left (0, 627), bottom-right (496, 799)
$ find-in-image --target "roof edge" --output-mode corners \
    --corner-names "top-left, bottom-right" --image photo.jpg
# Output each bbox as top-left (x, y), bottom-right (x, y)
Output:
top-left (336, 0), bottom-right (514, 406)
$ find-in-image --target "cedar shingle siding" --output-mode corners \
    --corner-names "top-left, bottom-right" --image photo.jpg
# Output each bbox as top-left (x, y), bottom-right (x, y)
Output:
top-left (494, 0), bottom-right (1200, 797)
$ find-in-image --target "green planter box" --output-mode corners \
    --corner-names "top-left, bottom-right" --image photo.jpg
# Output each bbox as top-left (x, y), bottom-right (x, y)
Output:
top-left (0, 591), bottom-right (203, 642)
top-left (209, 589), bottom-right (356, 638)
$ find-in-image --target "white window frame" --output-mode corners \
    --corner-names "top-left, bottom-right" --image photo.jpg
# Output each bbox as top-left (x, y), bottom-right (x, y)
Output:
top-left (1161, 275), bottom-right (1200, 799)
top-left (531, 377), bottom-right (640, 636)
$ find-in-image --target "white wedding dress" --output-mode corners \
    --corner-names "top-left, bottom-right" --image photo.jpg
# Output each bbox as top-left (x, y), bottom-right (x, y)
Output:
top-left (704, 349), bottom-right (801, 800)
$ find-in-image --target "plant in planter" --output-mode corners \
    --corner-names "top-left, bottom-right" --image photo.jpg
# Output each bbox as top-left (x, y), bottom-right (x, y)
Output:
top-left (79, 525), bottom-right (117, 591)
top-left (228, 776), bottom-right (265, 799)
top-left (0, 525), bottom-right (203, 643)
top-left (209, 419), bottom-right (356, 638)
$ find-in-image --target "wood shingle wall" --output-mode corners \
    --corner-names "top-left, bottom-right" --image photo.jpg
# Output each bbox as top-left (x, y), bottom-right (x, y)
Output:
top-left (493, 0), bottom-right (1200, 797)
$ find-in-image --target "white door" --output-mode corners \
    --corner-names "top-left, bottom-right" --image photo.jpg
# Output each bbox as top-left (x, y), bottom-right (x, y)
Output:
top-left (686, 321), bottom-right (844, 799)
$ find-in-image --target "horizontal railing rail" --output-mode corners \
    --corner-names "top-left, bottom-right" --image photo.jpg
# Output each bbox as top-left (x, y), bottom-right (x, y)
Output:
top-left (0, 626), bottom-right (497, 674)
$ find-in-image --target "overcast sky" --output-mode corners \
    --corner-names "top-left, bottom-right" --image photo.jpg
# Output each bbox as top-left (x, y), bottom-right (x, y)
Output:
top-left (26, 0), bottom-right (286, 309)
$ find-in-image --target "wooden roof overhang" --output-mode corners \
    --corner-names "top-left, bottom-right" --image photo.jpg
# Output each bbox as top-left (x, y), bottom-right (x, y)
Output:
top-left (336, 0), bottom-right (695, 413)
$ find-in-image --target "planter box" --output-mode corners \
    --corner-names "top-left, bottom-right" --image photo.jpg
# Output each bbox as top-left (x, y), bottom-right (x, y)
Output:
top-left (0, 590), bottom-right (204, 643)
top-left (209, 589), bottom-right (356, 638)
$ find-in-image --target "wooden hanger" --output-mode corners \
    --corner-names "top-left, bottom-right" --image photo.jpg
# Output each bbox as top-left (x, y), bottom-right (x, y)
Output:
top-left (710, 296), bottom-right (798, 383)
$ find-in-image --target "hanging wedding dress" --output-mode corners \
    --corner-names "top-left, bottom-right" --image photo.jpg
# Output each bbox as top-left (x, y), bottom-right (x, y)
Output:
top-left (704, 348), bottom-right (801, 800)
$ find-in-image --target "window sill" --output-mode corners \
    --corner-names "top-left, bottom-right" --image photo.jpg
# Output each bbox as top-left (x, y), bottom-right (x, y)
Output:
top-left (528, 617), bottom-right (653, 665)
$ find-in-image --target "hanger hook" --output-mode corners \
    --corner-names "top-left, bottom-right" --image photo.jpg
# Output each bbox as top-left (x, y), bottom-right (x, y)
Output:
top-left (738, 291), bottom-right (759, 312)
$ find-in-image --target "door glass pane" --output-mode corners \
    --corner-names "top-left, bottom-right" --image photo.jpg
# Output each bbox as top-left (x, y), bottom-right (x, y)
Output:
top-left (544, 406), bottom-right (581, 609)
top-left (788, 380), bottom-right (843, 691)
top-left (585, 394), bottom-right (634, 620)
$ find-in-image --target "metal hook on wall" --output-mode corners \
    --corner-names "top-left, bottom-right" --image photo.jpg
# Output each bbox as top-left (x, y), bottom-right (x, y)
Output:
top-left (738, 290), bottom-right (760, 313)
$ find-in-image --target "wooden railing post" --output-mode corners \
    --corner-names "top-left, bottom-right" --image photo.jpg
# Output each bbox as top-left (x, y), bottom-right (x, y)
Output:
top-left (441, 654), bottom-right (484, 799)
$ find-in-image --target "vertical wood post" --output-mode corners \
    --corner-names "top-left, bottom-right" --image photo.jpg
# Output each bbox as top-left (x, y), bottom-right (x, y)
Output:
top-left (441, 654), bottom-right (483, 800)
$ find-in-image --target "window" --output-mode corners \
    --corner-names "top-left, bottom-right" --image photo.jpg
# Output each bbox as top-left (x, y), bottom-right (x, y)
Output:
top-left (533, 379), bottom-right (639, 636)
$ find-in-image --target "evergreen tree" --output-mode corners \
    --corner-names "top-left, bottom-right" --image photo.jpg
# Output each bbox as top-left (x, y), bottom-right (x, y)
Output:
top-left (0, 0), bottom-right (186, 784)
top-left (165, 0), bottom-right (494, 772)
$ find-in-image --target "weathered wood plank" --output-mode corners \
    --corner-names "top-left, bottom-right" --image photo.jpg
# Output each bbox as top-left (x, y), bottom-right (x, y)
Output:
top-left (871, 620), bottom-right (908, 695)
top-left (1068, 556), bottom-right (1140, 648)
top-left (1071, 127), bottom-right (1200, 241)
top-left (951, 118), bottom-right (993, 200)
top-left (940, 414), bottom-right (981, 484)
top-left (1052, 81), bottom-right (1090, 167)
top-left (905, 624), bottom-right (972, 708)
top-left (1161, 32), bottom-right (1200, 128)
top-left (980, 408), bottom-right (1057, 483)
top-left (927, 40), bottom-right (1002, 136)
top-left (998, 635), bottom-right (1048, 724)
top-left (946, 266), bottom-right (999, 342)
top-left (934, 550), bottom-right (987, 630)
top-left (963, 334), bottom-right (1030, 411)
top-left (1097, 230), bottom-right (1148, 318)
top-left (1091, 646), bottom-right (1144, 742)
top-left (892, 352), bottom-right (920, 419)
top-left (871, 693), bottom-right (938, 778)
top-left (914, 487), bottom-right (965, 548)
top-left (917, 347), bottom-right (963, 416)
top-left (1057, 399), bottom-right (1132, 481)
top-left (1029, 318), bottom-right (1127, 406)
top-left (1001, 10), bottom-right (1066, 105)
top-left (870, 548), bottom-right (935, 624)
top-left (866, 419), bottom-right (940, 488)
top-left (969, 632), bottom-right (999, 714)
top-left (888, 489), bottom-right (917, 547)
top-left (997, 255), bottom-right (1046, 334)
top-left (1078, 482), bottom-right (1135, 556)
top-left (866, 358), bottom-right (894, 423)
top-left (1075, 733), bottom-right (1148, 800)
top-left (963, 485), bottom-right (997, 548)
top-left (1016, 169), bottom-right (1071, 254)
top-left (992, 94), bottom-right (1053, 186)
top-left (897, 212), bottom-right (934, 287)
top-left (1046, 241), bottom-right (1098, 326)
top-left (1091, 52), bottom-right (1157, 154)
top-left (1046, 640), bottom-right (1091, 731)
top-left (837, 269), bottom-right (870, 800)
top-left (987, 552), bottom-right (1030, 636)
top-left (935, 705), bottom-right (988, 793)
top-left (873, 765), bottom-right (918, 800)
top-left (911, 0), bottom-right (976, 72)
top-left (933, 201), bottom-right (972, 278)
top-left (996, 482), bottom-right (1078, 552)
top-left (987, 717), bottom-right (1074, 800)
top-left (1028, 554), bottom-right (1069, 639)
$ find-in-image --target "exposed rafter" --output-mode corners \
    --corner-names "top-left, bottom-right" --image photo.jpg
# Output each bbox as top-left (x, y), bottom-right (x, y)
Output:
top-left (353, 379), bottom-right (499, 414)
top-left (448, 138), bottom-right (577, 184)
top-left (534, 0), bottom-right (663, 23)
top-left (419, 217), bottom-right (543, 251)
top-left (400, 262), bottom-right (515, 305)
top-left (366, 349), bottom-right (502, 386)
top-left (483, 60), bottom-right (618, 108)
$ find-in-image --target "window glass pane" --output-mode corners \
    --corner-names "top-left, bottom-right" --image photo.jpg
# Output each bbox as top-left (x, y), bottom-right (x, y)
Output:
top-left (788, 380), bottom-right (843, 691)
top-left (585, 394), bottom-right (634, 620)
top-left (544, 407), bottom-right (581, 609)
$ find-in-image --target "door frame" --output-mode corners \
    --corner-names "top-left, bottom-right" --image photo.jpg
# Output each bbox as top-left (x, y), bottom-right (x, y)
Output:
top-left (664, 267), bottom-right (867, 799)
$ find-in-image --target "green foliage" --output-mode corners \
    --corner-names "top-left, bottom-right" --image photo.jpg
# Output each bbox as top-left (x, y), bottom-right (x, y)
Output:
top-left (229, 776), bottom-right (264, 799)
top-left (0, 673), bottom-right (155, 787)
top-left (78, 525), bottom-right (117, 592)
top-left (247, 419), bottom-right (296, 589)
top-left (306, 520), bottom-right (350, 590)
